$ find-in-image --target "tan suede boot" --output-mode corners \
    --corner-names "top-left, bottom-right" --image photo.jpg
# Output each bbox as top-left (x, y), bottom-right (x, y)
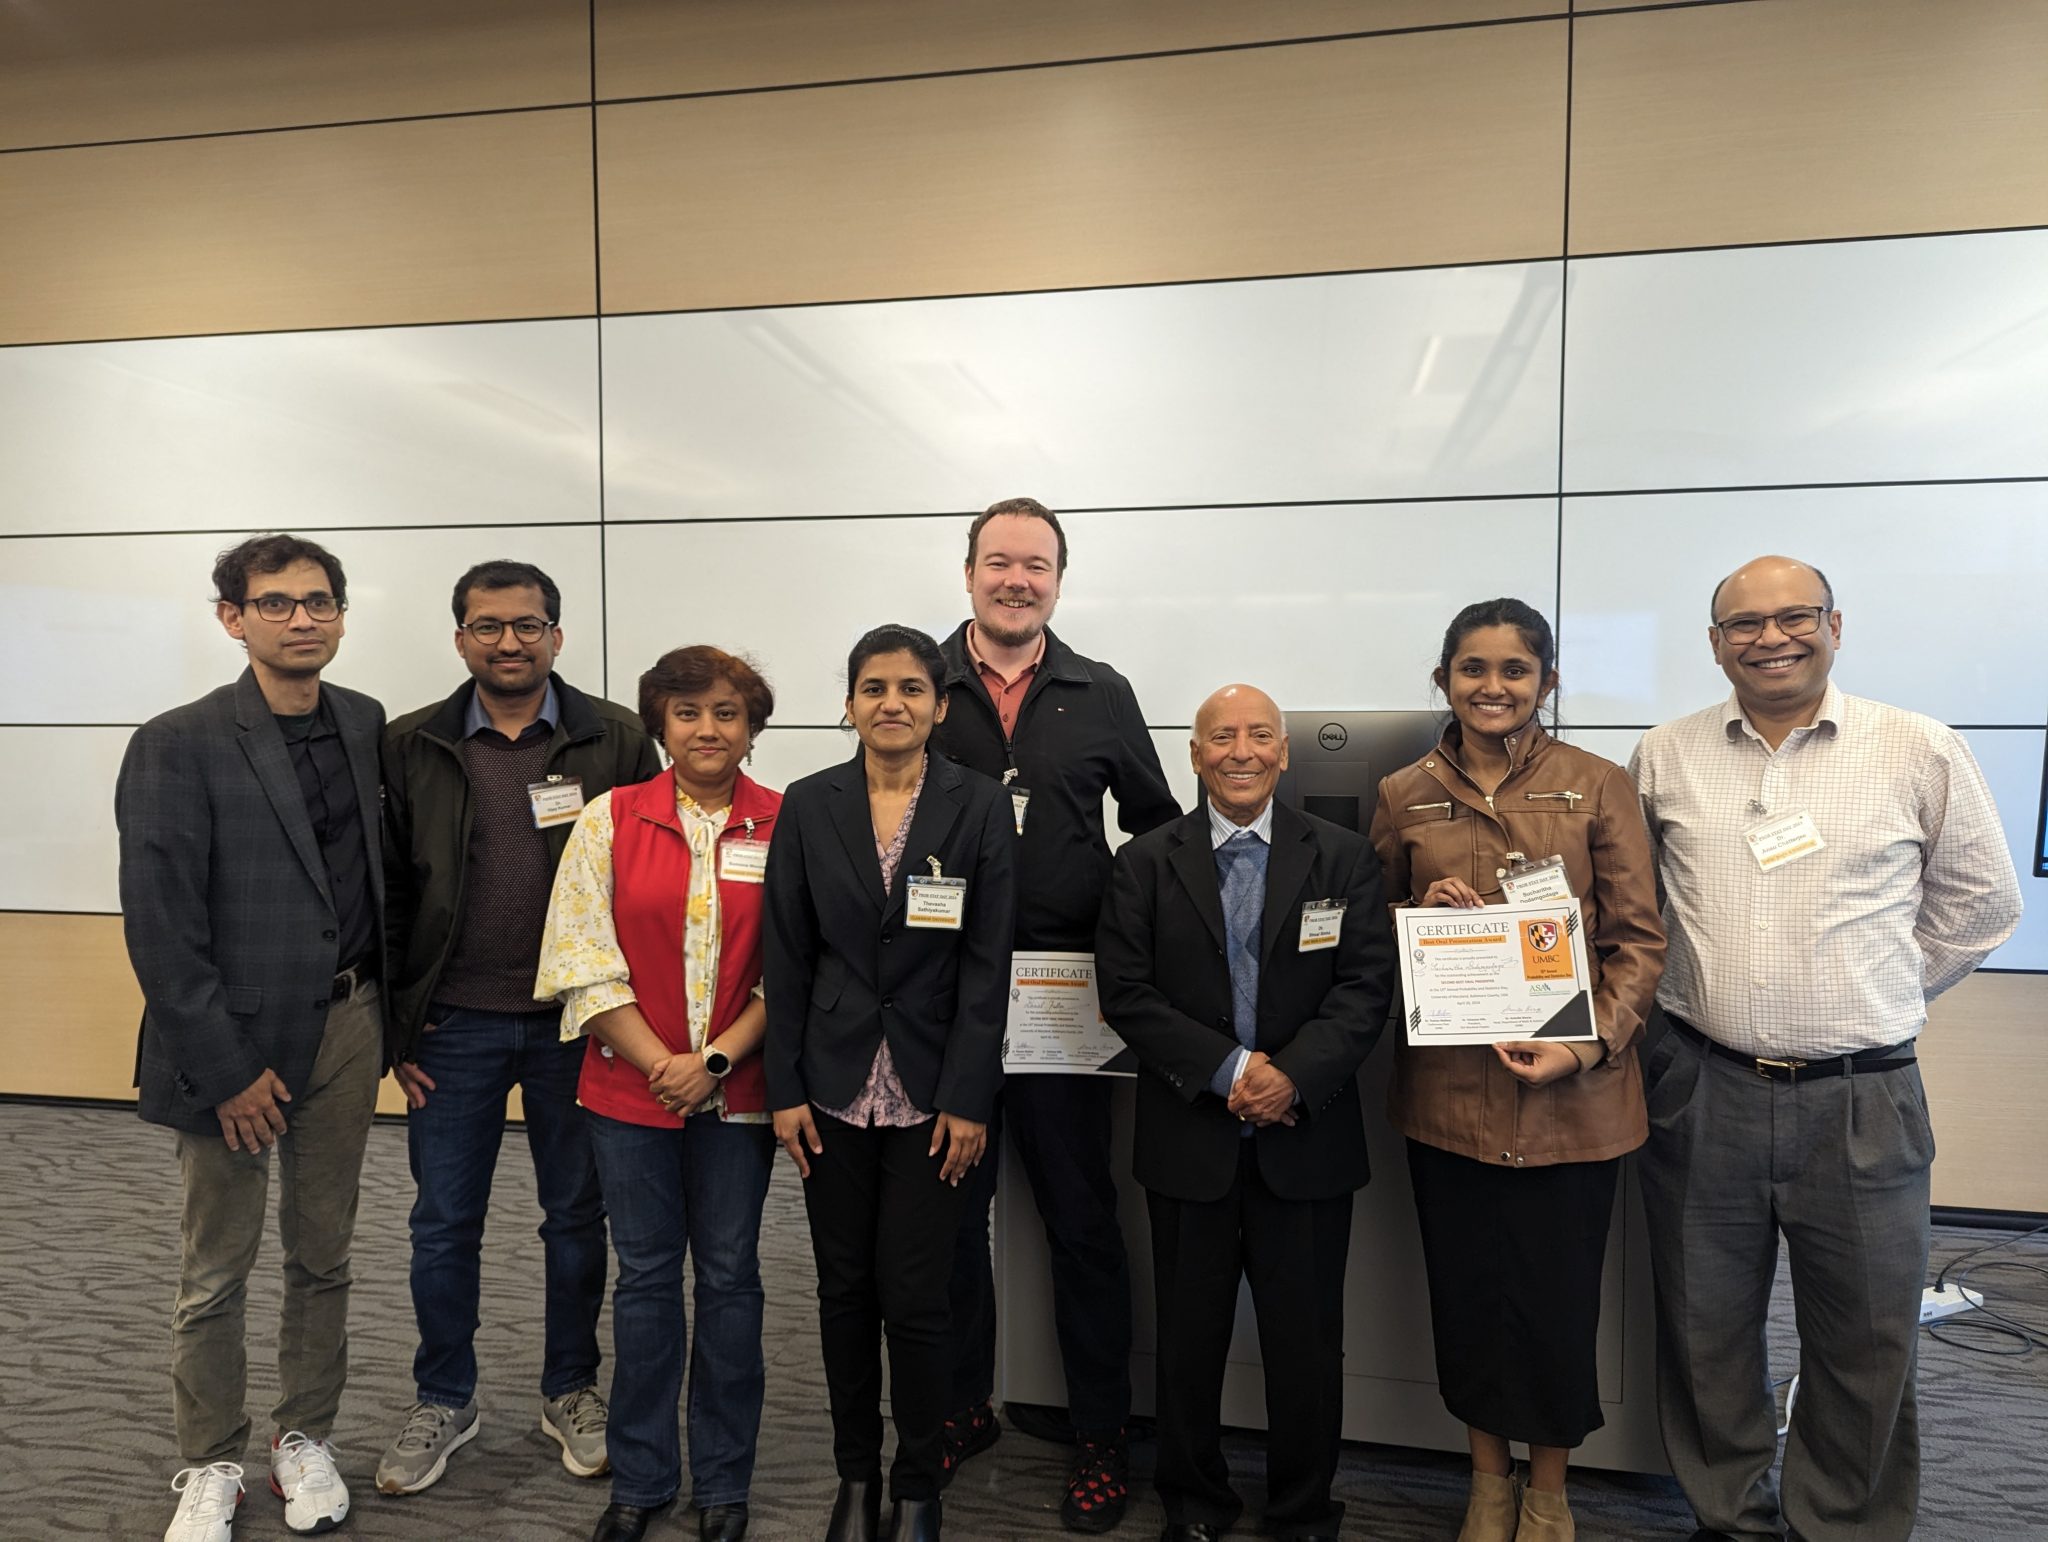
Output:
top-left (1455, 1469), bottom-right (1520, 1542)
top-left (1514, 1484), bottom-right (1576, 1542)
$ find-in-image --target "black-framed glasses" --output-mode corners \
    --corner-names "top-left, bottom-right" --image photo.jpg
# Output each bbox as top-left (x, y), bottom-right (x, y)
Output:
top-left (244, 592), bottom-right (343, 622)
top-left (1713, 606), bottom-right (1830, 645)
top-left (459, 617), bottom-right (552, 643)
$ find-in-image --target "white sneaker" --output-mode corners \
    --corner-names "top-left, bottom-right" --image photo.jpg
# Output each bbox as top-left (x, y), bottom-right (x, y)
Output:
top-left (269, 1432), bottom-right (349, 1534)
top-left (165, 1462), bottom-right (243, 1542)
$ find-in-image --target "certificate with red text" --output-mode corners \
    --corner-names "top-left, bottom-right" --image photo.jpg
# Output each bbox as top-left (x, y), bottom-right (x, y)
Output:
top-left (1001, 952), bottom-right (1136, 1075)
top-left (1396, 901), bottom-right (1596, 1046)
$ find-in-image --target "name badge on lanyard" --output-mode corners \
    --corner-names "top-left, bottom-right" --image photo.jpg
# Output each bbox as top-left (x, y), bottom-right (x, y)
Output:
top-left (1003, 766), bottom-right (1030, 835)
top-left (528, 775), bottom-right (585, 829)
top-left (1298, 899), bottom-right (1346, 951)
top-left (1499, 853), bottom-right (1573, 904)
top-left (1745, 809), bottom-right (1826, 872)
top-left (718, 819), bottom-right (768, 883)
top-left (905, 855), bottom-right (967, 929)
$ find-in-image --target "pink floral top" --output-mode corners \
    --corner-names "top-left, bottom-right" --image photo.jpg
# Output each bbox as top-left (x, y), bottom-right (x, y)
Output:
top-left (817, 756), bottom-right (932, 1129)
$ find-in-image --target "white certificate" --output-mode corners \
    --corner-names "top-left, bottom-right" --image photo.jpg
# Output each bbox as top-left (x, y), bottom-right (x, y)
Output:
top-left (1001, 952), bottom-right (1135, 1076)
top-left (1396, 900), bottom-right (1598, 1046)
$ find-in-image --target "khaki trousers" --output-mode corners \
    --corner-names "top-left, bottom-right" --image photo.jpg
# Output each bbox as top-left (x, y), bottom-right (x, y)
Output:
top-left (170, 982), bottom-right (382, 1462)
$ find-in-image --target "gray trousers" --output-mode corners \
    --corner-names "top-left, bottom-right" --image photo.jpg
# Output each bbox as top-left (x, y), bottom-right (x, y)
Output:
top-left (1639, 1027), bottom-right (1932, 1542)
top-left (170, 981), bottom-right (383, 1462)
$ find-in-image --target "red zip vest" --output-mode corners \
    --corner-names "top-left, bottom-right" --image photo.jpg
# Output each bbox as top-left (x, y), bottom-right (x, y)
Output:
top-left (575, 770), bottom-right (781, 1127)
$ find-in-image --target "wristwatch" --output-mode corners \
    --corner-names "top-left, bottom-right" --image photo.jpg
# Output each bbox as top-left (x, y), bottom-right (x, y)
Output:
top-left (703, 1045), bottom-right (733, 1080)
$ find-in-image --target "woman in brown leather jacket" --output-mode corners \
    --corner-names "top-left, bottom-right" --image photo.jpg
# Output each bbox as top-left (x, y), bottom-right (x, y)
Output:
top-left (1368, 598), bottom-right (1665, 1542)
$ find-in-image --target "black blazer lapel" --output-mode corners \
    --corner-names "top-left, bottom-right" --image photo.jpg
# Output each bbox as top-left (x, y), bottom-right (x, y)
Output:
top-left (826, 749), bottom-right (887, 906)
top-left (232, 670), bottom-right (331, 904)
top-left (888, 754), bottom-right (965, 926)
top-left (1165, 811), bottom-right (1228, 955)
top-left (1259, 803), bottom-right (1317, 966)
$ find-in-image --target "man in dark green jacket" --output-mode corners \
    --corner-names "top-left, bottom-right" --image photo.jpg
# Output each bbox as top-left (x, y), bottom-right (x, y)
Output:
top-left (374, 560), bottom-right (661, 1499)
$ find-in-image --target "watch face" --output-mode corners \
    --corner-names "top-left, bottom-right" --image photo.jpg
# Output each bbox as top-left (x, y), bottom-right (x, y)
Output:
top-left (705, 1050), bottom-right (731, 1077)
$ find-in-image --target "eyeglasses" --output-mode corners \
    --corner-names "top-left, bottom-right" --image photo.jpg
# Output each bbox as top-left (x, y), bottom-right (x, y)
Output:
top-left (244, 592), bottom-right (343, 622)
top-left (459, 617), bottom-right (552, 643)
top-left (1713, 606), bottom-right (1830, 645)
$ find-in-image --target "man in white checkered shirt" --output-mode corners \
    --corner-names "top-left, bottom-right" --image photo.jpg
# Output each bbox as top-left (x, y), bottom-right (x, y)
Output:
top-left (1630, 554), bottom-right (2020, 1542)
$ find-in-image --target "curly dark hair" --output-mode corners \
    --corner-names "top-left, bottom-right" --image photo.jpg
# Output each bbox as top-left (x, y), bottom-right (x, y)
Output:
top-left (210, 534), bottom-right (347, 606)
top-left (638, 646), bottom-right (775, 744)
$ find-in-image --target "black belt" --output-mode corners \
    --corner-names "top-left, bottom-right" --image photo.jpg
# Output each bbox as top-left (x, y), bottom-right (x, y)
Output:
top-left (331, 959), bottom-right (376, 1003)
top-left (1669, 1016), bottom-right (1915, 1083)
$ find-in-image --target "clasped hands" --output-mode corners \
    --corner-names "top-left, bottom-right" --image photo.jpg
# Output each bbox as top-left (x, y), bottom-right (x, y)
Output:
top-left (1227, 1051), bottom-right (1298, 1127)
top-left (648, 1050), bottom-right (718, 1117)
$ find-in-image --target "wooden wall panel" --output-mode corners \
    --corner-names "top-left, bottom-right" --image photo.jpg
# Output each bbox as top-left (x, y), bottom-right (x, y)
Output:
top-left (0, 914), bottom-right (511, 1120)
top-left (0, 0), bottom-right (589, 150)
top-left (1921, 972), bottom-right (2048, 1214)
top-left (1571, 0), bottom-right (2048, 254)
top-left (595, 0), bottom-right (1551, 99)
top-left (0, 109), bottom-right (596, 346)
top-left (0, 915), bottom-right (144, 1103)
top-left (599, 22), bottom-right (1567, 313)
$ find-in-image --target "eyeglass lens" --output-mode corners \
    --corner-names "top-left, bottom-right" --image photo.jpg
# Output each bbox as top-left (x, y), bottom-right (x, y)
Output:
top-left (249, 594), bottom-right (340, 621)
top-left (465, 619), bottom-right (548, 642)
top-left (1719, 607), bottom-right (1824, 643)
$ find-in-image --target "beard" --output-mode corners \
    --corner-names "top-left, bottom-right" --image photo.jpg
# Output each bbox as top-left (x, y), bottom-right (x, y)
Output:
top-left (976, 607), bottom-right (1044, 649)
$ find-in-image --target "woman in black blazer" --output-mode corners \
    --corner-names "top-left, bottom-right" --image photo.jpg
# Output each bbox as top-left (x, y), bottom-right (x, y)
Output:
top-left (764, 624), bottom-right (1017, 1542)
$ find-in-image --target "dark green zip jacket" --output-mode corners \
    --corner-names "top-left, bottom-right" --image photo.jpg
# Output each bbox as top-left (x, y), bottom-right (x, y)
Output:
top-left (379, 674), bottom-right (661, 1062)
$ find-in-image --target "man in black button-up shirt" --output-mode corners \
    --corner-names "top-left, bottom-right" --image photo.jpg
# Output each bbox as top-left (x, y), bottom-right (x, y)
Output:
top-left (118, 534), bottom-right (387, 1539)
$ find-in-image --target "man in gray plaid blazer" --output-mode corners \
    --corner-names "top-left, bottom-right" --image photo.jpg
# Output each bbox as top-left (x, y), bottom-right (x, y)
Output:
top-left (117, 533), bottom-right (388, 1542)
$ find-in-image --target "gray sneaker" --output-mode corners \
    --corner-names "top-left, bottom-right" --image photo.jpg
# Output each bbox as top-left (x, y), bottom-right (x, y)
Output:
top-left (374, 1399), bottom-right (480, 1495)
top-left (540, 1386), bottom-right (610, 1478)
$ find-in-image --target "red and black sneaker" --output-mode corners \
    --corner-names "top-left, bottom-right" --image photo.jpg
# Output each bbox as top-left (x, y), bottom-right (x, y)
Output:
top-left (1060, 1432), bottom-right (1130, 1534)
top-left (939, 1401), bottom-right (1000, 1488)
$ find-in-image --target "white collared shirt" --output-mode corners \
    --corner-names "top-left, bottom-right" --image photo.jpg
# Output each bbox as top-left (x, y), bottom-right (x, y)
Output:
top-left (1208, 797), bottom-right (1275, 850)
top-left (1630, 683), bottom-right (2020, 1058)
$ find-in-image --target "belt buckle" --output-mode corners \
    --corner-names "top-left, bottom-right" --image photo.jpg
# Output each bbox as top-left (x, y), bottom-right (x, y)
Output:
top-left (333, 964), bottom-right (357, 1002)
top-left (1755, 1055), bottom-right (1807, 1081)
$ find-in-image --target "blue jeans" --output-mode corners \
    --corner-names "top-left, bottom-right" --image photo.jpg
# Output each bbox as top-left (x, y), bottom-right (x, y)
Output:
top-left (588, 1111), bottom-right (776, 1509)
top-left (406, 1006), bottom-right (606, 1407)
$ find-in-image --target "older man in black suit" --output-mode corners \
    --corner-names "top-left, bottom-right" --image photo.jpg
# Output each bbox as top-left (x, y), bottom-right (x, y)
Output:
top-left (1095, 683), bottom-right (1395, 1542)
top-left (118, 534), bottom-right (387, 1542)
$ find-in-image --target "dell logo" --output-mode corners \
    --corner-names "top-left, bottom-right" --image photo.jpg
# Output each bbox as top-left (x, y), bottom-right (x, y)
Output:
top-left (1317, 722), bottom-right (1348, 752)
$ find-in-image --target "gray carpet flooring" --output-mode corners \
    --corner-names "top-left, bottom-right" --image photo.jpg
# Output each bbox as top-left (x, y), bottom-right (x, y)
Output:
top-left (2, 1104), bottom-right (2043, 1541)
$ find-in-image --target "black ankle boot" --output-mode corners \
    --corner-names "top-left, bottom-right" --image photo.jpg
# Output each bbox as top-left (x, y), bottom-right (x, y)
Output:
top-left (886, 1496), bottom-right (940, 1542)
top-left (825, 1475), bottom-right (882, 1542)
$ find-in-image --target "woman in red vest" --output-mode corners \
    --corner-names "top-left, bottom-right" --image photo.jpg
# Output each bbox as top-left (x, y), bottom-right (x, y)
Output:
top-left (536, 645), bottom-right (782, 1542)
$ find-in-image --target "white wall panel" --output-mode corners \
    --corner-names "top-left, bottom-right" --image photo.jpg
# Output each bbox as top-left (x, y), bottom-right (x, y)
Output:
top-left (0, 321), bottom-right (599, 536)
top-left (1557, 485), bottom-right (2048, 726)
top-left (0, 727), bottom-right (133, 912)
top-left (0, 525), bottom-right (604, 726)
top-left (1563, 230), bottom-right (2048, 491)
top-left (1552, 725), bottom-right (1641, 770)
top-left (601, 265), bottom-right (1564, 519)
top-left (1969, 728), bottom-right (2047, 973)
top-left (605, 503), bottom-right (1560, 730)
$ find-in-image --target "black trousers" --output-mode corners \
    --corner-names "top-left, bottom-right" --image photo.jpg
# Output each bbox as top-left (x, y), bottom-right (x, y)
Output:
top-left (1406, 1139), bottom-right (1620, 1450)
top-left (801, 1111), bottom-right (971, 1501)
top-left (947, 1074), bottom-right (1134, 1437)
top-left (1147, 1140), bottom-right (1352, 1538)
